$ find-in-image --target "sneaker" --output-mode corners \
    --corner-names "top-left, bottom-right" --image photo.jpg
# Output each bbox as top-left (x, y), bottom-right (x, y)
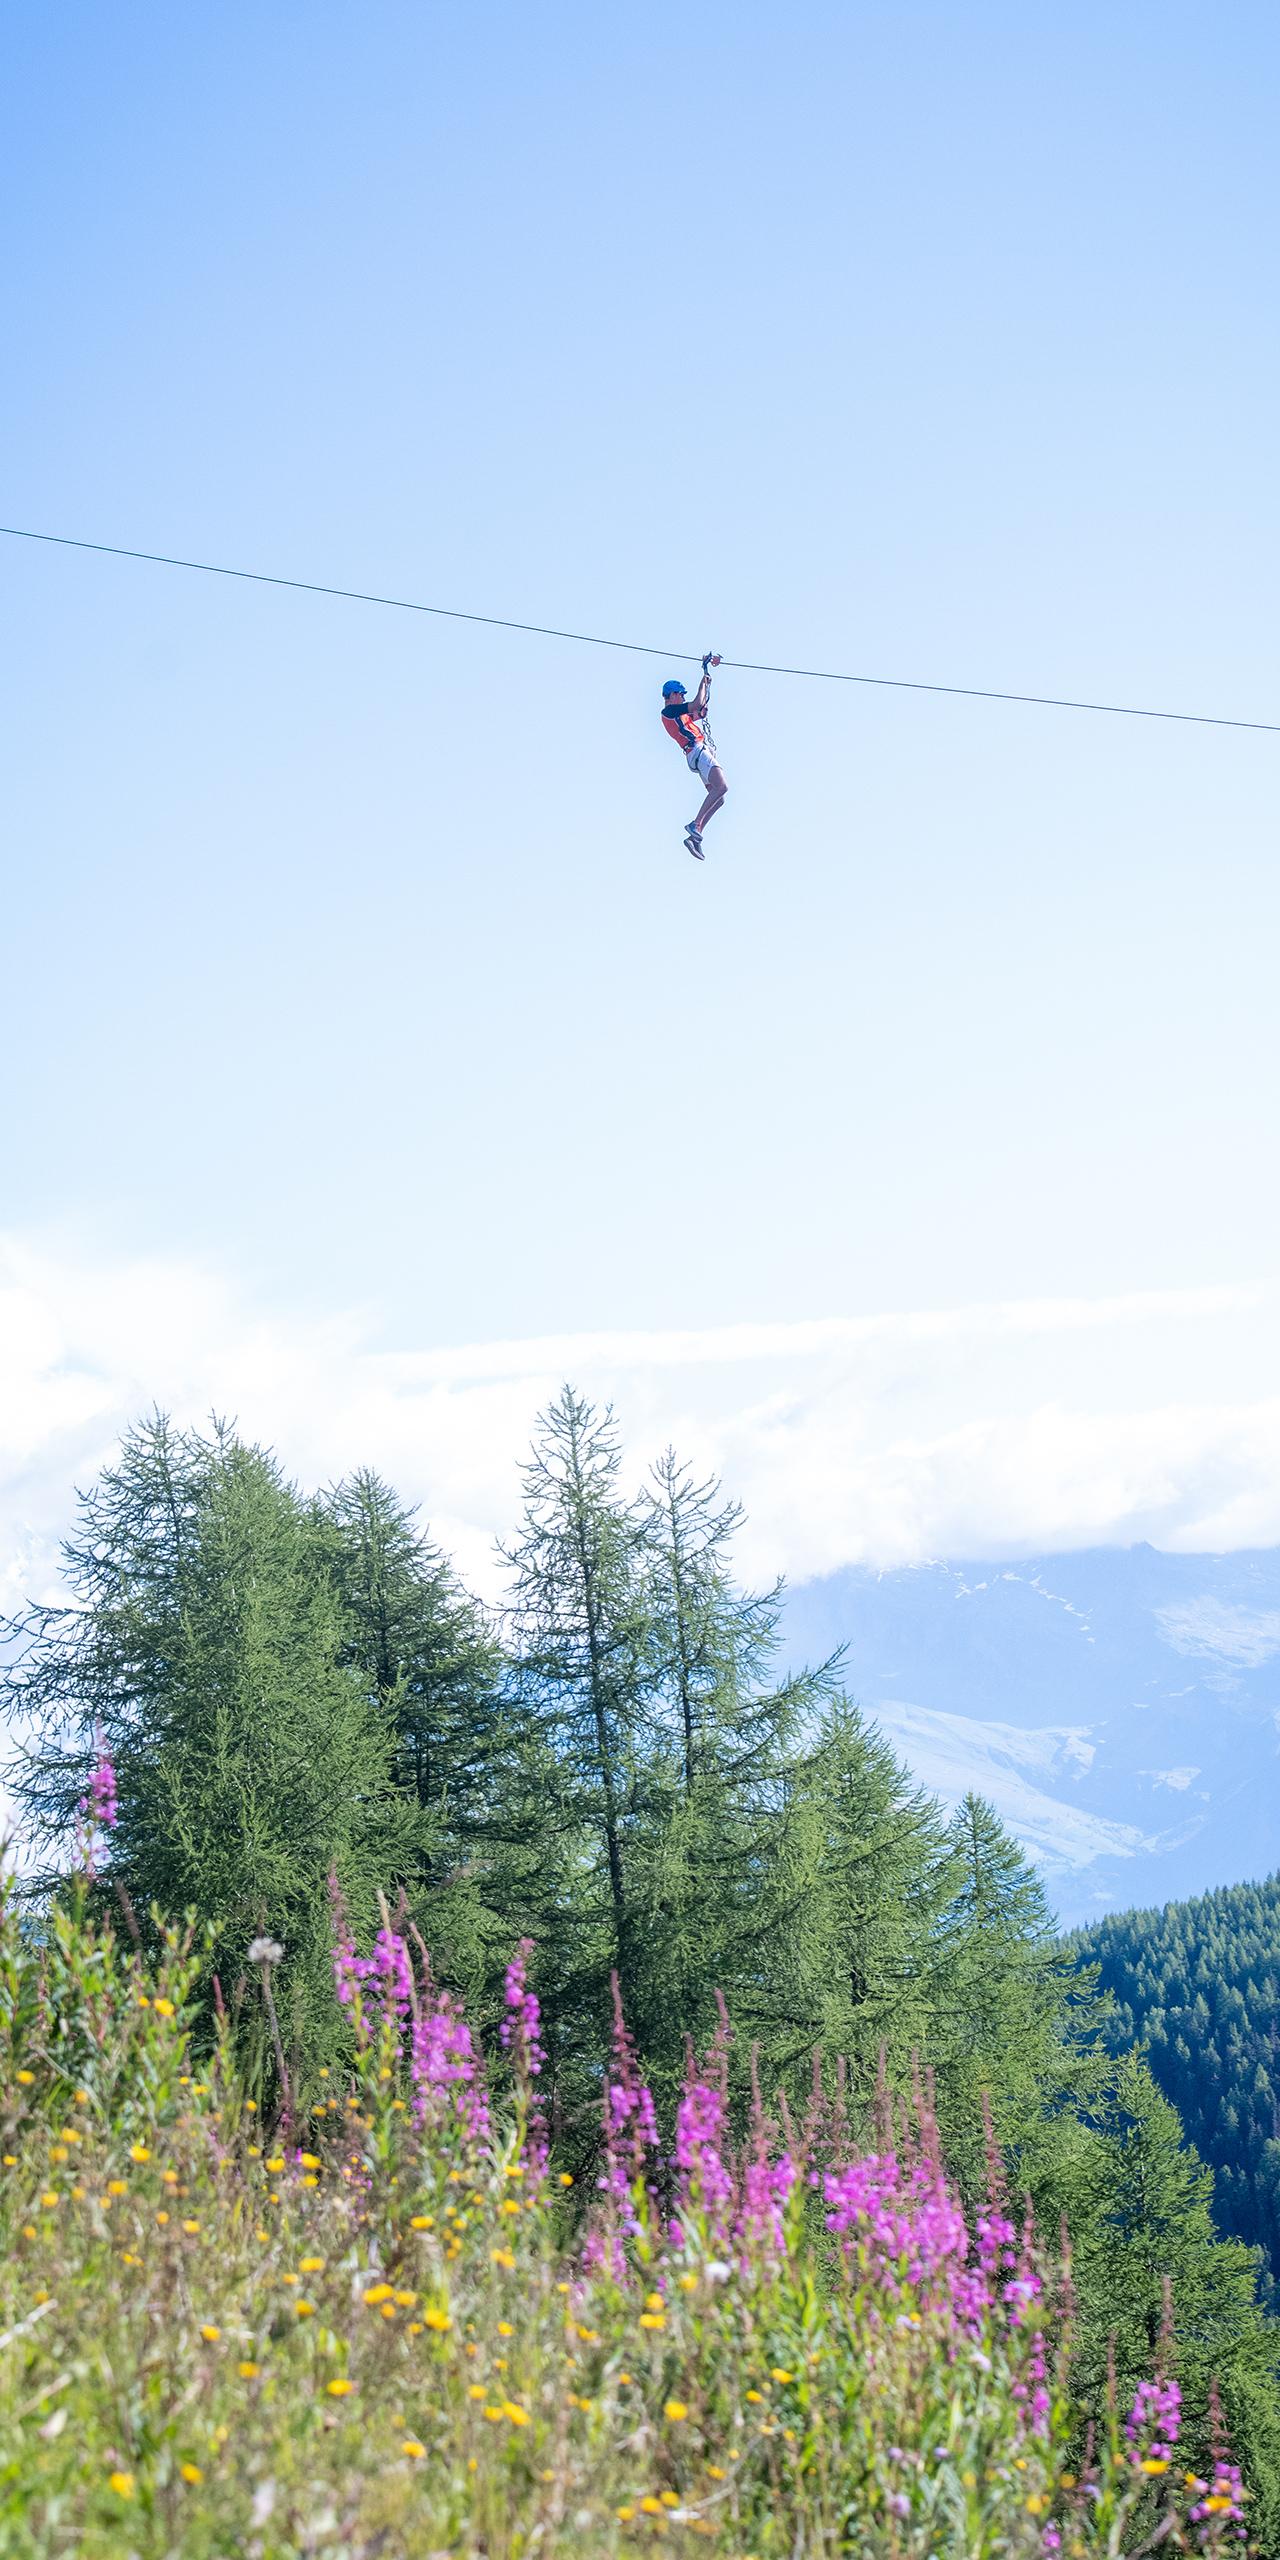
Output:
top-left (685, 825), bottom-right (705, 860)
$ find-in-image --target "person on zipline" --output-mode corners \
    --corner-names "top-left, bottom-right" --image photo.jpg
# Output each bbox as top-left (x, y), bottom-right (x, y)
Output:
top-left (661, 656), bottom-right (726, 860)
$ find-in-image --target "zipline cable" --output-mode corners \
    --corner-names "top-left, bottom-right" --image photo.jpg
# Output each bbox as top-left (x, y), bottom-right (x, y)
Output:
top-left (2, 520), bottom-right (1277, 737)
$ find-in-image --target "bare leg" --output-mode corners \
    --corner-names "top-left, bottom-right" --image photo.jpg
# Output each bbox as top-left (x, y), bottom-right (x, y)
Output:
top-left (693, 763), bottom-right (728, 833)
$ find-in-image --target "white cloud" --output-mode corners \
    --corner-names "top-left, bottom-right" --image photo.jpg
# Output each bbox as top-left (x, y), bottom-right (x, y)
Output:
top-left (3, 1233), bottom-right (1280, 1612)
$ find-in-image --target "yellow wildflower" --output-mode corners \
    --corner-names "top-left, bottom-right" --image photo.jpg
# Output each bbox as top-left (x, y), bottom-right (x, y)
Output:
top-left (265, 2156), bottom-right (285, 2172)
top-left (299, 2152), bottom-right (320, 2169)
top-left (641, 2496), bottom-right (664, 2514)
top-left (200, 2325), bottom-right (221, 2343)
top-left (108, 2470), bottom-right (135, 2497)
top-left (182, 2219), bottom-right (200, 2236)
top-left (491, 2248), bottom-right (515, 2270)
top-left (326, 2377), bottom-right (354, 2397)
top-left (130, 2144), bottom-right (150, 2163)
top-left (618, 2506), bottom-right (637, 2521)
top-left (107, 2180), bottom-right (127, 2197)
top-left (298, 2256), bottom-right (325, 2273)
top-left (423, 2306), bottom-right (452, 2332)
top-left (410, 2214), bottom-right (433, 2230)
top-left (153, 1998), bottom-right (175, 2017)
top-left (16, 2069), bottom-right (34, 2085)
top-left (746, 2390), bottom-right (764, 2404)
top-left (295, 2300), bottom-right (316, 2318)
top-left (402, 2439), bottom-right (426, 2458)
top-left (40, 2191), bottom-right (59, 2209)
top-left (771, 2368), bottom-right (794, 2384)
top-left (707, 2465), bottom-right (725, 2480)
top-left (661, 2492), bottom-right (680, 2509)
top-left (1141, 2458), bottom-right (1170, 2476)
top-left (180, 2462), bottom-right (202, 2483)
top-left (640, 2313), bottom-right (666, 2331)
top-left (394, 2289), bottom-right (417, 2308)
top-left (363, 2283), bottom-right (394, 2305)
top-left (665, 2400), bottom-right (689, 2422)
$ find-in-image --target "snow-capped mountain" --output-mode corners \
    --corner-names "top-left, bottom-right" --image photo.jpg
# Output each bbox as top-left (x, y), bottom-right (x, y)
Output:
top-left (782, 1546), bottom-right (1280, 1927)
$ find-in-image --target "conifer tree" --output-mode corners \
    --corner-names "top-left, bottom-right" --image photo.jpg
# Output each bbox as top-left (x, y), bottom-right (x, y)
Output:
top-left (624, 1451), bottom-right (838, 2091)
top-left (1066, 2052), bottom-right (1280, 2550)
top-left (501, 1388), bottom-right (654, 2095)
top-left (320, 1469), bottom-right (502, 1821)
top-left (316, 1471), bottom-right (529, 1997)
top-left (932, 1792), bottom-right (1104, 2179)
top-left (2, 1416), bottom-right (412, 2075)
top-left (759, 1703), bottom-right (954, 2093)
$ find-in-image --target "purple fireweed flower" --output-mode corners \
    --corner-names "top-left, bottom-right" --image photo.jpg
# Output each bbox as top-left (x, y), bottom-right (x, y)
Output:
top-left (76, 1740), bottom-right (119, 1877)
top-left (500, 1940), bottom-right (547, 2175)
top-left (371, 1923), bottom-right (414, 2025)
top-left (411, 1993), bottom-right (490, 2144)
top-left (1190, 2462), bottom-right (1246, 2538)
top-left (824, 2151), bottom-right (969, 2296)
top-left (501, 1940), bottom-right (544, 2078)
top-left (675, 2075), bottom-right (734, 2219)
top-left (584, 1979), bottom-right (661, 2277)
top-left (737, 2147), bottom-right (796, 2256)
top-left (1126, 2374), bottom-right (1182, 2467)
top-left (89, 1749), bottom-right (118, 1831)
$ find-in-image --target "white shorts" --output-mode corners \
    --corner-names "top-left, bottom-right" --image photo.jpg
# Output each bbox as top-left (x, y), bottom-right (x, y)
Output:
top-left (687, 745), bottom-right (717, 787)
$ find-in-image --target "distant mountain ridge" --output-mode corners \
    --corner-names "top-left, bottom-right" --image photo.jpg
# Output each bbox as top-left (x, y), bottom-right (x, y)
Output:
top-left (781, 1544), bottom-right (1280, 1926)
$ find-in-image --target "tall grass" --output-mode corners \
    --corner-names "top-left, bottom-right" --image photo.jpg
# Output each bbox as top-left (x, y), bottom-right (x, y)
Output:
top-left (0, 1854), bottom-right (1251, 2555)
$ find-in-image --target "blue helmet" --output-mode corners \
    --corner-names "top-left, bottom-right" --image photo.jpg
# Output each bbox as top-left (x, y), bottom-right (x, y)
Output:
top-left (662, 679), bottom-right (686, 698)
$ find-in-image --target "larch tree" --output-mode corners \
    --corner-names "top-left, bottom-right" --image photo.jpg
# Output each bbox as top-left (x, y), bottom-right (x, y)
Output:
top-left (501, 1388), bottom-right (656, 2103)
top-left (2, 1416), bottom-right (412, 2081)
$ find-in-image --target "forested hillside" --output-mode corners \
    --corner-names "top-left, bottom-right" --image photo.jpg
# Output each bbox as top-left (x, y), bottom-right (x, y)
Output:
top-left (1076, 1876), bottom-right (1280, 2296)
top-left (4, 1398), bottom-right (1280, 2535)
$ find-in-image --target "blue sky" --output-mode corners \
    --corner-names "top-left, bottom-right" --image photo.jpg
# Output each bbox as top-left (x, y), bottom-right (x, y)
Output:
top-left (4, 1), bottom-right (1280, 1590)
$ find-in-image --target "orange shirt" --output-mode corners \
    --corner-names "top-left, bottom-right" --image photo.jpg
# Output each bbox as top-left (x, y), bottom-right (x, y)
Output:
top-left (662, 703), bottom-right (705, 754)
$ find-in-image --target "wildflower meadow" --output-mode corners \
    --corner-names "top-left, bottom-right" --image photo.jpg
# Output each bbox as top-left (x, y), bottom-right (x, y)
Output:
top-left (0, 1772), bottom-right (1255, 2557)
